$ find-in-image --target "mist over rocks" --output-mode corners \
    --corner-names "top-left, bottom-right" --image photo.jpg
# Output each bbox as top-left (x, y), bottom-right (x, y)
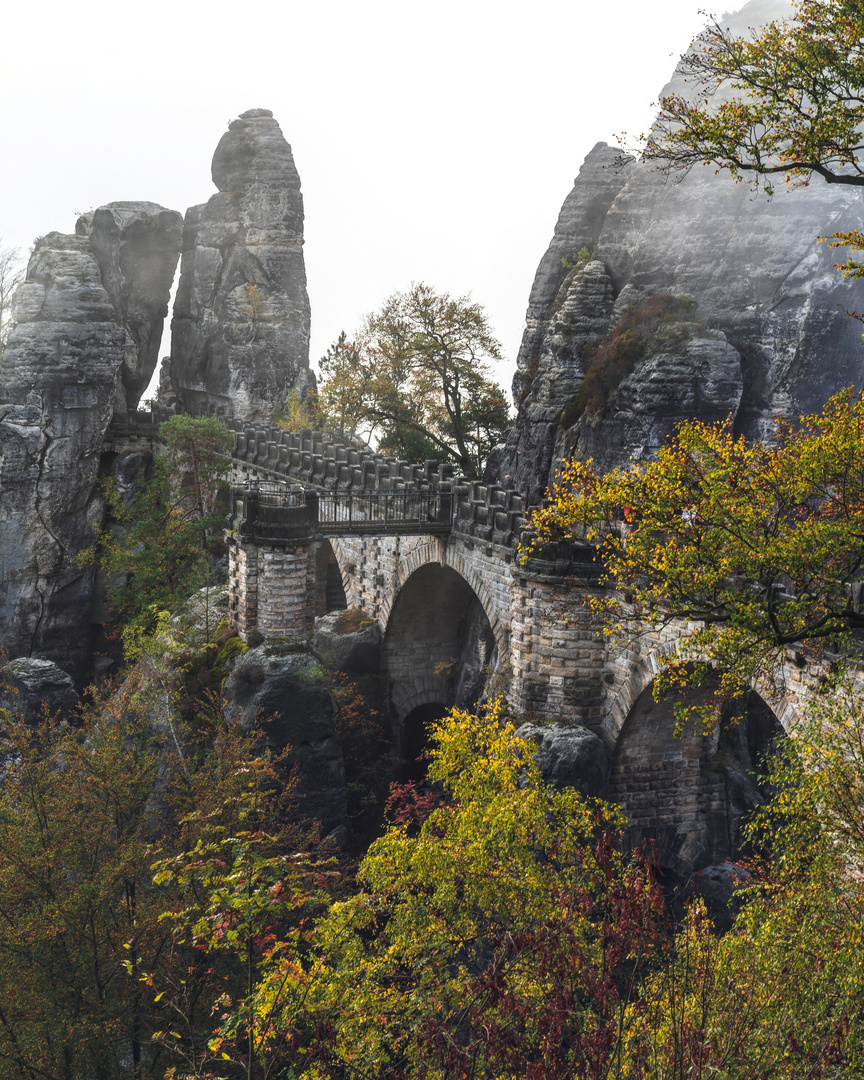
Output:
top-left (0, 233), bottom-right (127, 683)
top-left (490, 0), bottom-right (864, 503)
top-left (169, 108), bottom-right (313, 422)
top-left (76, 202), bottom-right (183, 412)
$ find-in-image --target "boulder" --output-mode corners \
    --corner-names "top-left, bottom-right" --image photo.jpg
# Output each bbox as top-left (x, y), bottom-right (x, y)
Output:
top-left (77, 202), bottom-right (183, 411)
top-left (314, 611), bottom-right (382, 675)
top-left (0, 233), bottom-right (126, 684)
top-left (515, 722), bottom-right (610, 797)
top-left (685, 862), bottom-right (752, 932)
top-left (169, 109), bottom-right (314, 422)
top-left (222, 643), bottom-right (347, 832)
top-left (0, 657), bottom-right (78, 726)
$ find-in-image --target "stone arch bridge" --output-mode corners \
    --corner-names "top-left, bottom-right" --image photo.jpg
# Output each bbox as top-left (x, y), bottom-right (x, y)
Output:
top-left (224, 421), bottom-right (817, 878)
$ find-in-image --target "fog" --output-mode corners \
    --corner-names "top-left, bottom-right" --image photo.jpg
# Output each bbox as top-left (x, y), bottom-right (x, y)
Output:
top-left (0, 0), bottom-right (713, 398)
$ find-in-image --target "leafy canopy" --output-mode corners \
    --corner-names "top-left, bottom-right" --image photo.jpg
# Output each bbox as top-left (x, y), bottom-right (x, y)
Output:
top-left (262, 699), bottom-right (667, 1080)
top-left (318, 283), bottom-right (511, 478)
top-left (642, 0), bottom-right (864, 273)
top-left (523, 389), bottom-right (864, 707)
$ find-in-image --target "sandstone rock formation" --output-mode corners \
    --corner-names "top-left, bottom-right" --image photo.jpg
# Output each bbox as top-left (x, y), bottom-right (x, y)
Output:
top-left (0, 233), bottom-right (127, 682)
top-left (76, 202), bottom-right (183, 411)
top-left (491, 0), bottom-right (864, 504)
top-left (515, 722), bottom-right (610, 798)
top-left (222, 642), bottom-right (347, 832)
top-left (169, 109), bottom-right (313, 422)
top-left (314, 611), bottom-right (382, 676)
top-left (0, 657), bottom-right (78, 726)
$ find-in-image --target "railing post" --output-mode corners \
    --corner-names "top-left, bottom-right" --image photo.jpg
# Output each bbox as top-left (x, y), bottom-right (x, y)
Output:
top-left (244, 485), bottom-right (259, 539)
top-left (306, 490), bottom-right (319, 533)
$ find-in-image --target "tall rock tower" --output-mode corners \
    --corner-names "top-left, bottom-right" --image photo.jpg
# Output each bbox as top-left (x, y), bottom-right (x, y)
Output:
top-left (169, 109), bottom-right (313, 422)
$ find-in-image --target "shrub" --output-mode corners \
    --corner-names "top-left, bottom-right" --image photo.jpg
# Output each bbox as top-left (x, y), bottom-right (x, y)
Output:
top-left (573, 294), bottom-right (699, 418)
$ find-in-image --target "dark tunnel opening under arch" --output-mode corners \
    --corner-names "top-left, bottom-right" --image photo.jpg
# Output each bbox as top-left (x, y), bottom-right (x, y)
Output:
top-left (383, 563), bottom-right (497, 768)
top-left (609, 676), bottom-right (785, 889)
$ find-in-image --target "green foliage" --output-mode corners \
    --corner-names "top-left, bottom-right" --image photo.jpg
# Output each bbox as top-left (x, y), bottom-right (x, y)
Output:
top-left (619, 690), bottom-right (864, 1076)
top-left (275, 387), bottom-right (321, 432)
top-left (562, 245), bottom-right (593, 271)
top-left (317, 284), bottom-right (512, 478)
top-left (88, 416), bottom-right (232, 655)
top-left (574, 295), bottom-right (699, 417)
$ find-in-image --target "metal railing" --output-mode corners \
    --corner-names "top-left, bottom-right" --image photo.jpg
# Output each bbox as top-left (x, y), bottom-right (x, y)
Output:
top-left (231, 484), bottom-right (453, 539)
top-left (316, 490), bottom-right (452, 534)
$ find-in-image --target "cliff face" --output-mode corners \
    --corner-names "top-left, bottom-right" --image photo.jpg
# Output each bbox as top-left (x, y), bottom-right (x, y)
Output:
top-left (76, 202), bottom-right (183, 412)
top-left (0, 234), bottom-right (127, 680)
top-left (491, 0), bottom-right (864, 505)
top-left (0, 203), bottom-right (181, 683)
top-left (169, 109), bottom-right (313, 422)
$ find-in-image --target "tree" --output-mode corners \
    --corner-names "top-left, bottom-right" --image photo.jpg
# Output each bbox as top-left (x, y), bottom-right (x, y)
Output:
top-left (262, 699), bottom-right (668, 1080)
top-left (0, 669), bottom-right (174, 1080)
top-left (318, 285), bottom-right (511, 478)
top-left (522, 389), bottom-right (864, 711)
top-left (89, 415), bottom-right (232, 651)
top-left (0, 240), bottom-right (23, 354)
top-left (642, 0), bottom-right (864, 273)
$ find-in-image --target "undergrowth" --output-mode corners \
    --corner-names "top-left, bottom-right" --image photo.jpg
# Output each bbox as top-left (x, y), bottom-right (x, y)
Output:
top-left (570, 294), bottom-right (700, 420)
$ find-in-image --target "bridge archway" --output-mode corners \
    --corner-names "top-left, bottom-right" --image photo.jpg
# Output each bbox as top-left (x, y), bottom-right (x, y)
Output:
top-left (383, 563), bottom-right (497, 761)
top-left (608, 674), bottom-right (785, 884)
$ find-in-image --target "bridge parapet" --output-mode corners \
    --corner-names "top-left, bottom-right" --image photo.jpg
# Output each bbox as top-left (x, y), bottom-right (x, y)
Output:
top-left (226, 422), bottom-right (549, 552)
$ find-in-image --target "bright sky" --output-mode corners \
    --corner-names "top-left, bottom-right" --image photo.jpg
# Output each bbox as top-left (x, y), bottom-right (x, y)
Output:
top-left (0, 0), bottom-right (714, 400)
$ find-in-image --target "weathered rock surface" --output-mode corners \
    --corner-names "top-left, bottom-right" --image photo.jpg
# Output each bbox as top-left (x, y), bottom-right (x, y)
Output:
top-left (77, 202), bottom-right (183, 411)
top-left (564, 327), bottom-right (744, 476)
top-left (513, 144), bottom-right (634, 410)
top-left (222, 643), bottom-right (347, 832)
top-left (169, 109), bottom-right (313, 422)
top-left (493, 259), bottom-right (617, 504)
top-left (314, 611), bottom-right (382, 675)
top-left (0, 657), bottom-right (79, 726)
top-left (0, 233), bottom-right (126, 683)
top-left (491, 0), bottom-right (864, 502)
top-left (515, 722), bottom-right (610, 797)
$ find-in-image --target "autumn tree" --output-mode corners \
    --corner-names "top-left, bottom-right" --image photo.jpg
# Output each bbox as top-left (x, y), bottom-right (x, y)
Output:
top-left (255, 700), bottom-right (668, 1080)
top-left (0, 672), bottom-right (175, 1079)
top-left (618, 679), bottom-right (864, 1077)
top-left (318, 285), bottom-right (511, 478)
top-left (642, 0), bottom-right (864, 274)
top-left (523, 389), bottom-right (864, 709)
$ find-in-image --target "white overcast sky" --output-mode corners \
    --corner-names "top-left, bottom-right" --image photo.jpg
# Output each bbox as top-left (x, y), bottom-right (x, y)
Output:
top-left (0, 0), bottom-right (716, 400)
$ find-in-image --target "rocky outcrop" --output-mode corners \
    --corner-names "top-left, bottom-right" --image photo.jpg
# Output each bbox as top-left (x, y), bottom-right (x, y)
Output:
top-left (0, 233), bottom-right (127, 683)
top-left (77, 202), bottom-right (183, 411)
top-left (491, 259), bottom-right (617, 505)
top-left (515, 722), bottom-right (610, 798)
top-left (491, 0), bottom-right (864, 502)
top-left (314, 611), bottom-right (382, 675)
top-left (0, 658), bottom-right (78, 726)
top-left (222, 642), bottom-right (347, 832)
top-left (563, 325), bottom-right (744, 476)
top-left (513, 144), bottom-right (634, 408)
top-left (169, 109), bottom-right (313, 422)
